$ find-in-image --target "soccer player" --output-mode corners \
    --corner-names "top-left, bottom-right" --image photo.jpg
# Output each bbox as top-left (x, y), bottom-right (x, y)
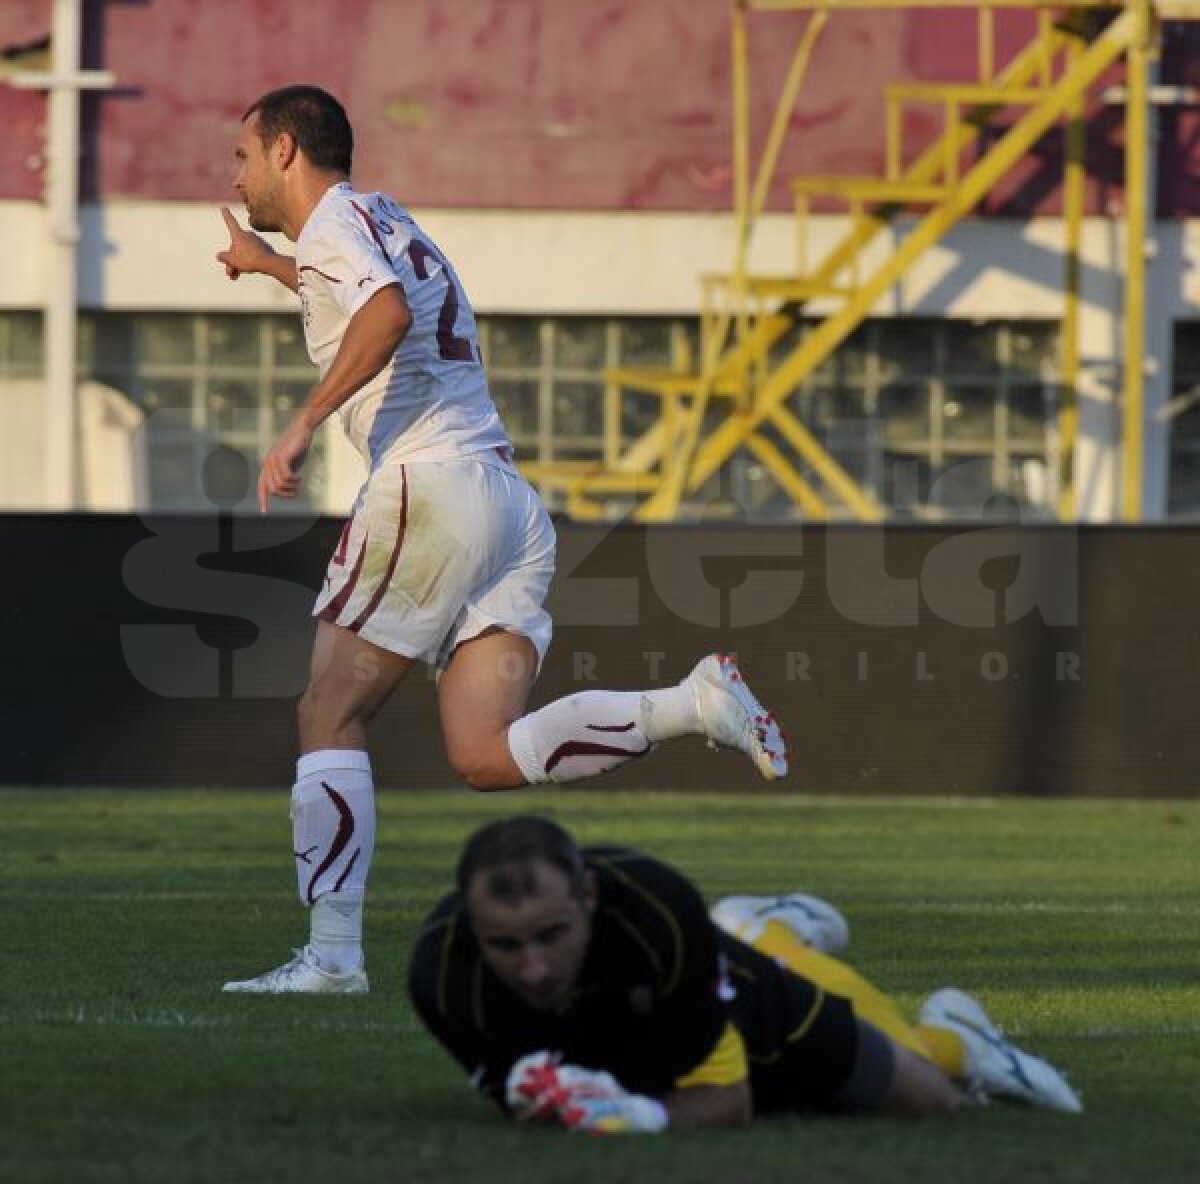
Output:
top-left (408, 816), bottom-right (1083, 1132)
top-left (216, 86), bottom-right (787, 995)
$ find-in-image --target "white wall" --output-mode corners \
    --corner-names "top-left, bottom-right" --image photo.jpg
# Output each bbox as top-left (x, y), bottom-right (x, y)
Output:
top-left (1, 199), bottom-right (1194, 518)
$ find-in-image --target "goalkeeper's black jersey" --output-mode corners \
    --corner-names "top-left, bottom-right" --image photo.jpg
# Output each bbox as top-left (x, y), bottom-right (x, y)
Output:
top-left (407, 846), bottom-right (859, 1114)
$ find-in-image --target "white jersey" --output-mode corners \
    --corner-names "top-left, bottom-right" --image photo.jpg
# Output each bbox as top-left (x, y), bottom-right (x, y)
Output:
top-left (295, 181), bottom-right (511, 470)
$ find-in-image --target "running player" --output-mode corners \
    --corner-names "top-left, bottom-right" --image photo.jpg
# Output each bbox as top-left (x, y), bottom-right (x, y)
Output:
top-left (216, 86), bottom-right (787, 995)
top-left (408, 816), bottom-right (1083, 1131)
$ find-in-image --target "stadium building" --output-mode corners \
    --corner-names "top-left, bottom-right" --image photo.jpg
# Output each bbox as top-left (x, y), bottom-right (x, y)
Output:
top-left (3, 0), bottom-right (1200, 522)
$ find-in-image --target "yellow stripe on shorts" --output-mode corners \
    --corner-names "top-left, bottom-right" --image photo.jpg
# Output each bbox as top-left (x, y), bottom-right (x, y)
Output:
top-left (674, 1023), bottom-right (749, 1089)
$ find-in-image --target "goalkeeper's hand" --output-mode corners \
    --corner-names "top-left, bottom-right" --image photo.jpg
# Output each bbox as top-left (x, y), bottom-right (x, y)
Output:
top-left (504, 1051), bottom-right (668, 1134)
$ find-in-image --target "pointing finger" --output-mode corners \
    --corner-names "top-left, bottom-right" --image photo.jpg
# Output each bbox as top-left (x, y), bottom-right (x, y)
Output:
top-left (220, 206), bottom-right (242, 237)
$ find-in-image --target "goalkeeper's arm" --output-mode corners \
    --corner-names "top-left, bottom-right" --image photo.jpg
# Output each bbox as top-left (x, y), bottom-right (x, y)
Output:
top-left (660, 1079), bottom-right (753, 1130)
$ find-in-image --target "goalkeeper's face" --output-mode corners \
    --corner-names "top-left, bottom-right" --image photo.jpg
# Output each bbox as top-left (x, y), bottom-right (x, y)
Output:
top-left (467, 859), bottom-right (597, 1012)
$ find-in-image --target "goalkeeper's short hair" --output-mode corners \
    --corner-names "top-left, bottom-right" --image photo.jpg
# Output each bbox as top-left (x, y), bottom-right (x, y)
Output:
top-left (457, 815), bottom-right (588, 906)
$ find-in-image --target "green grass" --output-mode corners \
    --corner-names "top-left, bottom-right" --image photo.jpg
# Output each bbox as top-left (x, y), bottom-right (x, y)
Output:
top-left (3, 790), bottom-right (1199, 1183)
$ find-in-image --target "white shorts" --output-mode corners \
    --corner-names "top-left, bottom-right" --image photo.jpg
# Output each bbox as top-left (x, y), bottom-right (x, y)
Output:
top-left (314, 456), bottom-right (556, 669)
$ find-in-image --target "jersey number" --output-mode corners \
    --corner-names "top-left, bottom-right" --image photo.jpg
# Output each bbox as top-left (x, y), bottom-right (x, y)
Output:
top-left (406, 240), bottom-right (475, 363)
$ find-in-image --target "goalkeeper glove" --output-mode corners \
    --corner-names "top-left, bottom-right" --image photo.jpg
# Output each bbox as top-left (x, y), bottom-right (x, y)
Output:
top-left (505, 1051), bottom-right (668, 1134)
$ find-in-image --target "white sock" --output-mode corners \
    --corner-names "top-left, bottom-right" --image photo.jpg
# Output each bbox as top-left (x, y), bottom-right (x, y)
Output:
top-left (507, 684), bottom-right (700, 785)
top-left (291, 749), bottom-right (374, 972)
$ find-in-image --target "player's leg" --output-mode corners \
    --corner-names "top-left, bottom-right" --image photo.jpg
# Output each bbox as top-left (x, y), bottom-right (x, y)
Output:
top-left (437, 627), bottom-right (539, 790)
top-left (747, 921), bottom-right (965, 1075)
top-left (223, 620), bottom-right (413, 994)
top-left (502, 652), bottom-right (788, 787)
top-left (843, 1028), bottom-right (962, 1118)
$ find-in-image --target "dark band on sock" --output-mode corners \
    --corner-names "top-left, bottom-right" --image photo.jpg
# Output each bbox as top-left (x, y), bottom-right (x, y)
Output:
top-left (833, 1020), bottom-right (897, 1112)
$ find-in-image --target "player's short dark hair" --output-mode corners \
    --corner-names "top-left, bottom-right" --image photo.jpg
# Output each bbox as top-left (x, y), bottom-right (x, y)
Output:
top-left (243, 85), bottom-right (353, 174)
top-left (457, 816), bottom-right (588, 907)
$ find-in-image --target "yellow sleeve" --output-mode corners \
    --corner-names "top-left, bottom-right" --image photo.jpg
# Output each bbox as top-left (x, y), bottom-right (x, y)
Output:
top-left (673, 1022), bottom-right (749, 1089)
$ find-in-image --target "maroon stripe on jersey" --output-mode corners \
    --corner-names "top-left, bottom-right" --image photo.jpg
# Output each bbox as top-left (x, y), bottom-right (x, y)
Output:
top-left (350, 199), bottom-right (389, 257)
top-left (544, 739), bottom-right (651, 775)
top-left (318, 526), bottom-right (370, 625)
top-left (306, 782), bottom-right (356, 904)
top-left (586, 721), bottom-right (638, 733)
top-left (349, 466), bottom-right (408, 634)
top-left (298, 265), bottom-right (342, 284)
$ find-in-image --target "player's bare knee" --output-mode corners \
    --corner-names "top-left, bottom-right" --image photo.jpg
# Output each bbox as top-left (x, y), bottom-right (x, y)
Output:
top-left (446, 740), bottom-right (522, 792)
top-left (885, 1048), bottom-right (962, 1119)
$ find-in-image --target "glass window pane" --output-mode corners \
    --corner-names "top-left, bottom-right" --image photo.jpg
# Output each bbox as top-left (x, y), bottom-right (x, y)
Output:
top-left (269, 316), bottom-right (311, 368)
top-left (198, 442), bottom-right (257, 508)
top-left (204, 379), bottom-right (259, 419)
top-left (620, 320), bottom-right (671, 366)
top-left (486, 318), bottom-right (540, 370)
top-left (147, 442), bottom-right (198, 508)
top-left (1171, 400), bottom-right (1200, 443)
top-left (553, 381), bottom-right (603, 440)
top-left (932, 457), bottom-right (1004, 514)
top-left (620, 391), bottom-right (661, 442)
top-left (876, 320), bottom-right (936, 379)
top-left (1009, 383), bottom-right (1047, 443)
top-left (490, 378), bottom-right (539, 439)
top-left (207, 315), bottom-right (261, 366)
top-left (8, 311), bottom-right (44, 369)
top-left (942, 384), bottom-right (995, 442)
top-left (830, 324), bottom-right (869, 381)
top-left (1009, 324), bottom-right (1056, 377)
top-left (554, 319), bottom-right (606, 371)
top-left (90, 313), bottom-right (134, 371)
top-left (1169, 448), bottom-right (1200, 511)
top-left (137, 315), bottom-right (195, 365)
top-left (882, 454), bottom-right (934, 514)
top-left (140, 376), bottom-right (193, 413)
top-left (879, 382), bottom-right (930, 443)
top-left (271, 381), bottom-right (313, 429)
top-left (946, 322), bottom-right (1000, 375)
top-left (811, 387), bottom-right (869, 430)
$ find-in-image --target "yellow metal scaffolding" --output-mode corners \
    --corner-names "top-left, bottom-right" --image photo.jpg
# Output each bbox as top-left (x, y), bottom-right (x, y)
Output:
top-left (520, 1), bottom-right (1197, 522)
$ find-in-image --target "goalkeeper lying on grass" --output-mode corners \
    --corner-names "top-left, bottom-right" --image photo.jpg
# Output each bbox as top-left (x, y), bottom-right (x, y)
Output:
top-left (408, 816), bottom-right (1081, 1133)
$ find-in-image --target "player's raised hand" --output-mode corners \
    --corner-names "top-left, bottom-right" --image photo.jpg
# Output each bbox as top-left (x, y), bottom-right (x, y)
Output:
top-left (258, 418), bottom-right (314, 512)
top-left (216, 206), bottom-right (276, 280)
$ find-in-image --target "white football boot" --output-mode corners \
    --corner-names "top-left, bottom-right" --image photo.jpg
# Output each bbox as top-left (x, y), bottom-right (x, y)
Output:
top-left (919, 987), bottom-right (1082, 1113)
top-left (222, 946), bottom-right (368, 995)
top-left (711, 894), bottom-right (850, 954)
top-left (686, 653), bottom-right (788, 780)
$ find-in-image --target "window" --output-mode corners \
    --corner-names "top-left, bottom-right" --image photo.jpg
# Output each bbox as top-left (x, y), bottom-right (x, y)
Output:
top-left (78, 312), bottom-right (327, 513)
top-left (1168, 323), bottom-right (1200, 514)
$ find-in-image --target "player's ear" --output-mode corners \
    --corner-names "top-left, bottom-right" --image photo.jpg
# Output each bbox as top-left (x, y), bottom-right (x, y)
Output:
top-left (275, 132), bottom-right (299, 170)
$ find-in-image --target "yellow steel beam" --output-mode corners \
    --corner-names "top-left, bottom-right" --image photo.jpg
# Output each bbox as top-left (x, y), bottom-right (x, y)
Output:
top-left (689, 9), bottom-right (1136, 492)
top-left (888, 84), bottom-right (1050, 103)
top-left (744, 432), bottom-right (832, 517)
top-left (768, 404), bottom-right (886, 519)
top-left (1059, 37), bottom-right (1085, 519)
top-left (1122, 0), bottom-right (1151, 521)
top-left (791, 177), bottom-right (948, 201)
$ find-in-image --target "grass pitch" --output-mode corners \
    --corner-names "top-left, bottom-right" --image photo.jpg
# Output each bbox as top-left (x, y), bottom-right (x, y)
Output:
top-left (3, 789), bottom-right (1199, 1184)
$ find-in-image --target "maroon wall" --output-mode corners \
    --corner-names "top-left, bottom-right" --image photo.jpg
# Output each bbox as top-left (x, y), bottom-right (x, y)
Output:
top-left (1, 0), bottom-right (1197, 215)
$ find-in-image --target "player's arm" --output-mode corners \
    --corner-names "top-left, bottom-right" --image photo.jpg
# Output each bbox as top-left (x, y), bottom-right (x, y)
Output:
top-left (216, 207), bottom-right (299, 293)
top-left (661, 1080), bottom-right (753, 1129)
top-left (258, 284), bottom-right (412, 510)
top-left (658, 1020), bottom-right (753, 1128)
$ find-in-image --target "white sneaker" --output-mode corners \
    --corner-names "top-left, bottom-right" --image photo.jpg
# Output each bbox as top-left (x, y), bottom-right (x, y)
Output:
top-left (919, 987), bottom-right (1082, 1113)
top-left (687, 653), bottom-right (788, 780)
top-left (711, 894), bottom-right (849, 954)
top-left (222, 946), bottom-right (369, 995)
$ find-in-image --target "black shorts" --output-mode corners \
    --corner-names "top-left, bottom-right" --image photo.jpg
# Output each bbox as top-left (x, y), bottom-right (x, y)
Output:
top-left (748, 990), bottom-right (866, 1114)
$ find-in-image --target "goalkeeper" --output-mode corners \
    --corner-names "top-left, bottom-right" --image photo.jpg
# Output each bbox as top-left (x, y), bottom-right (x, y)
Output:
top-left (407, 816), bottom-right (1081, 1133)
